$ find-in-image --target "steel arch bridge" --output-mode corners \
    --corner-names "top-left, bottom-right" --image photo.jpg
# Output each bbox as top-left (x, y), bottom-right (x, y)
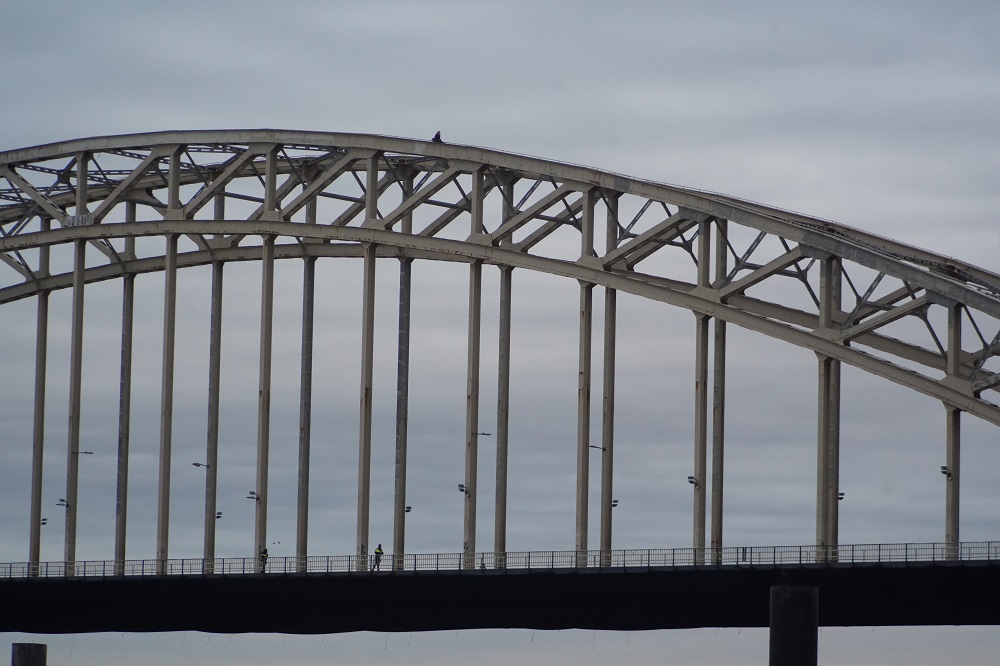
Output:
top-left (2, 130), bottom-right (999, 576)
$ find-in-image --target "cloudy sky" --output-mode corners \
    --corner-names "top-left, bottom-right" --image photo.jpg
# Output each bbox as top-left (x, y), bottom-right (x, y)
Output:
top-left (2, 1), bottom-right (999, 663)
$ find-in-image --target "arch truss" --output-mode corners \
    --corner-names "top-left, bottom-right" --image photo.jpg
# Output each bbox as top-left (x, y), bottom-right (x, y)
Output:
top-left (2, 130), bottom-right (999, 572)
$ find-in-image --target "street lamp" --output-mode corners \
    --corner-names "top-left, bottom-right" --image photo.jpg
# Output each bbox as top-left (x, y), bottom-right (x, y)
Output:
top-left (687, 475), bottom-right (700, 488)
top-left (192, 462), bottom-right (210, 468)
top-left (246, 490), bottom-right (260, 503)
top-left (405, 505), bottom-right (412, 513)
top-left (56, 499), bottom-right (70, 509)
top-left (457, 483), bottom-right (468, 495)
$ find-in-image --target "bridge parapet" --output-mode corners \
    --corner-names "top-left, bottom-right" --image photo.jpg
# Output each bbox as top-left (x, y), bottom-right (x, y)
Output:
top-left (2, 540), bottom-right (997, 579)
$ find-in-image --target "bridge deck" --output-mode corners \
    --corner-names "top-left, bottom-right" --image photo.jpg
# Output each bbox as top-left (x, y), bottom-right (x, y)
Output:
top-left (2, 557), bottom-right (997, 634)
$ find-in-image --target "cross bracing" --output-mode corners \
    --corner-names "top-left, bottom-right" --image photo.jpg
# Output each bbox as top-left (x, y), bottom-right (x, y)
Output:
top-left (2, 131), bottom-right (998, 410)
top-left (0, 130), bottom-right (995, 572)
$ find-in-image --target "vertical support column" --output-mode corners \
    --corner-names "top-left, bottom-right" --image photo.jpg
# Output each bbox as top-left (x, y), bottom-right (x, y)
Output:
top-left (944, 303), bottom-right (962, 557)
top-left (64, 239), bottom-right (86, 573)
top-left (494, 265), bottom-right (513, 563)
top-left (464, 262), bottom-right (483, 569)
top-left (11, 643), bottom-right (47, 666)
top-left (494, 175), bottom-right (517, 565)
top-left (29, 217), bottom-right (51, 574)
top-left (575, 189), bottom-right (596, 566)
top-left (114, 220), bottom-right (136, 573)
top-left (156, 234), bottom-right (178, 572)
top-left (254, 235), bottom-right (275, 570)
top-left (64, 154), bottom-right (90, 574)
top-left (296, 189), bottom-right (318, 572)
top-left (599, 192), bottom-right (620, 566)
top-left (692, 217), bottom-right (712, 560)
top-left (356, 153), bottom-right (380, 570)
top-left (392, 172), bottom-right (415, 569)
top-left (710, 219), bottom-right (728, 563)
top-left (204, 259), bottom-right (224, 568)
top-left (463, 167), bottom-right (486, 569)
top-left (815, 256), bottom-right (842, 560)
top-left (203, 194), bottom-right (226, 571)
top-left (769, 586), bottom-right (819, 666)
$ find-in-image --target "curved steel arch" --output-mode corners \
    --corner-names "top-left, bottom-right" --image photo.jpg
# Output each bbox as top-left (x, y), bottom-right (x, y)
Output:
top-left (2, 131), bottom-right (996, 571)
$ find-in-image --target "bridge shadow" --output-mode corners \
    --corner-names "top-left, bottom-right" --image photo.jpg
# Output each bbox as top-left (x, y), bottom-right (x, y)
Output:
top-left (2, 560), bottom-right (997, 634)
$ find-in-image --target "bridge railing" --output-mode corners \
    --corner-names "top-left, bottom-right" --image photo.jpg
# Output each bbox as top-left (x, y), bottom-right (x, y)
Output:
top-left (2, 541), bottom-right (998, 579)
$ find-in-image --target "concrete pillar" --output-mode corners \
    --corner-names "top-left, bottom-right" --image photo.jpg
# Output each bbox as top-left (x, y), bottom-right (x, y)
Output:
top-left (392, 172), bottom-right (414, 570)
top-left (65, 238), bottom-right (86, 574)
top-left (11, 643), bottom-right (46, 666)
top-left (356, 241), bottom-right (377, 570)
top-left (114, 229), bottom-right (136, 572)
top-left (356, 154), bottom-right (381, 571)
top-left (156, 234), bottom-right (178, 572)
top-left (944, 303), bottom-right (962, 557)
top-left (693, 313), bottom-right (709, 556)
top-left (599, 192), bottom-right (619, 566)
top-left (575, 189), bottom-right (596, 566)
top-left (710, 219), bottom-right (728, 563)
top-left (296, 255), bottom-right (316, 572)
top-left (815, 256), bottom-right (842, 560)
top-left (493, 175), bottom-right (517, 565)
top-left (28, 217), bottom-right (50, 574)
top-left (769, 586), bottom-right (818, 666)
top-left (254, 235), bottom-right (276, 569)
top-left (204, 259), bottom-right (224, 569)
top-left (494, 265), bottom-right (513, 564)
top-left (575, 280), bottom-right (593, 565)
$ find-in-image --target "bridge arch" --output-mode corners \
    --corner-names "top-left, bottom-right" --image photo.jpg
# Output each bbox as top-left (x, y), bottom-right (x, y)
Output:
top-left (2, 130), bottom-right (998, 572)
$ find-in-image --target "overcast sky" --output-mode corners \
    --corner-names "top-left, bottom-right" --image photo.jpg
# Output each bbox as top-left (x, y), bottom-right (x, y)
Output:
top-left (2, 1), bottom-right (1000, 664)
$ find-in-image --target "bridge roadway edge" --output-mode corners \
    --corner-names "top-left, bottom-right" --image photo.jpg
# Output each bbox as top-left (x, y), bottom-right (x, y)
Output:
top-left (1, 562), bottom-right (996, 634)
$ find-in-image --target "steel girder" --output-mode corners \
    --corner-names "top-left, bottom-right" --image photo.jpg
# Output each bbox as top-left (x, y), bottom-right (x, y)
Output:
top-left (1, 130), bottom-right (999, 428)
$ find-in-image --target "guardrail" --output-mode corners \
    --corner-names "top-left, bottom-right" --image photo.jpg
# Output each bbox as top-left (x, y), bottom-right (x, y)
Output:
top-left (2, 541), bottom-right (998, 579)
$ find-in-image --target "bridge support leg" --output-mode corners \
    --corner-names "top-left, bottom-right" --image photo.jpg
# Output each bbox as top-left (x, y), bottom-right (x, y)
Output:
top-left (494, 175), bottom-right (517, 568)
top-left (769, 586), bottom-right (818, 666)
top-left (944, 404), bottom-right (960, 557)
top-left (692, 218), bottom-right (712, 560)
top-left (156, 234), bottom-right (178, 573)
top-left (693, 313), bottom-right (709, 558)
top-left (944, 302), bottom-right (962, 558)
top-left (65, 238), bottom-right (86, 575)
top-left (599, 193), bottom-right (619, 567)
top-left (464, 259), bottom-right (483, 569)
top-left (710, 316), bottom-right (726, 564)
top-left (815, 257), bottom-right (842, 562)
top-left (356, 241), bottom-right (377, 570)
top-left (356, 155), bottom-right (381, 572)
top-left (393, 172), bottom-right (414, 571)
top-left (11, 643), bottom-right (46, 666)
top-left (709, 219), bottom-right (728, 565)
top-left (29, 218), bottom-right (50, 575)
top-left (254, 236), bottom-right (275, 571)
top-left (115, 231), bottom-right (136, 574)
top-left (494, 266), bottom-right (513, 566)
top-left (599, 284), bottom-right (616, 565)
top-left (203, 259), bottom-right (224, 572)
top-left (297, 255), bottom-right (315, 573)
top-left (576, 189), bottom-right (596, 567)
top-left (575, 280), bottom-right (593, 566)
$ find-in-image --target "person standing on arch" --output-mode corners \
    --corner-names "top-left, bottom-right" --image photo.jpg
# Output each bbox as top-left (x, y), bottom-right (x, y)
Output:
top-left (372, 543), bottom-right (384, 571)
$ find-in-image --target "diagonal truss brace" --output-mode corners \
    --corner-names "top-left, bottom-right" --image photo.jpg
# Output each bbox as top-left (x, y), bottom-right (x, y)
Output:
top-left (719, 246), bottom-right (808, 302)
top-left (833, 295), bottom-right (931, 344)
